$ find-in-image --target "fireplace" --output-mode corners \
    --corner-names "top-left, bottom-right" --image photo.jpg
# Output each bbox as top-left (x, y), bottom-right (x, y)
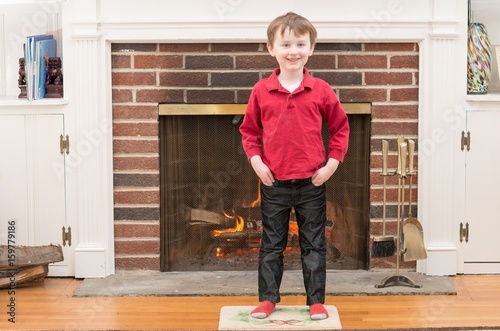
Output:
top-left (112, 41), bottom-right (419, 272)
top-left (159, 103), bottom-right (371, 271)
top-left (48, 0), bottom-right (465, 278)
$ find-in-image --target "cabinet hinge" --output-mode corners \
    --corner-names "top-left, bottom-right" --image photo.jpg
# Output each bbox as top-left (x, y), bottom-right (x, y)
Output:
top-left (461, 131), bottom-right (470, 151)
top-left (459, 222), bottom-right (469, 243)
top-left (62, 226), bottom-right (72, 246)
top-left (60, 134), bottom-right (70, 155)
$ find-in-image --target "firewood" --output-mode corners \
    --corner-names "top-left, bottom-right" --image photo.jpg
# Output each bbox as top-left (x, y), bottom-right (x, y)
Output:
top-left (0, 264), bottom-right (49, 289)
top-left (189, 208), bottom-right (227, 225)
top-left (0, 244), bottom-right (64, 271)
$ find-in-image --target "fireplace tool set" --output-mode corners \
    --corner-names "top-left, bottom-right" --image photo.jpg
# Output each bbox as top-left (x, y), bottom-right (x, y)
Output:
top-left (375, 136), bottom-right (427, 289)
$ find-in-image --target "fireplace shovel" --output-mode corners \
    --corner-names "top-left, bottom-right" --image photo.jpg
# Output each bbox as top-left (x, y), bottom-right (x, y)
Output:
top-left (403, 139), bottom-right (427, 261)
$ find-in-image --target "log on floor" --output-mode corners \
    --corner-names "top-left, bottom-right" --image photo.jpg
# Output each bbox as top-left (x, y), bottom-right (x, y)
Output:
top-left (0, 264), bottom-right (49, 288)
top-left (0, 244), bottom-right (63, 288)
top-left (0, 244), bottom-right (64, 270)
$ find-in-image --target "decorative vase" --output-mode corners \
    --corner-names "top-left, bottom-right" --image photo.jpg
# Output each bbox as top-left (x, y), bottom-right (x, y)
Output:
top-left (467, 22), bottom-right (492, 94)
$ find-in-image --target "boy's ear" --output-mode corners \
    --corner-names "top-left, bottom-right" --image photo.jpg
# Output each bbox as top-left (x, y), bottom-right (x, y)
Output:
top-left (267, 43), bottom-right (276, 57)
top-left (309, 44), bottom-right (315, 56)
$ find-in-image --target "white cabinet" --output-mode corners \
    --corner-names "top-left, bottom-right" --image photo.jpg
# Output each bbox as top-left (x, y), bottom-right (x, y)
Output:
top-left (0, 1), bottom-right (73, 275)
top-left (0, 112), bottom-right (73, 276)
top-left (460, 102), bottom-right (500, 274)
top-left (456, 1), bottom-right (500, 274)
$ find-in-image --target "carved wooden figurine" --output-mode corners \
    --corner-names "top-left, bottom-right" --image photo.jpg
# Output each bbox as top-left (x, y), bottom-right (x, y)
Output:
top-left (18, 57), bottom-right (27, 98)
top-left (44, 57), bottom-right (63, 98)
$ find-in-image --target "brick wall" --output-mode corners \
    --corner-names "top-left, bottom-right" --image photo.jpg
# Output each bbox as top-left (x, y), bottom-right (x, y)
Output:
top-left (111, 42), bottom-right (419, 271)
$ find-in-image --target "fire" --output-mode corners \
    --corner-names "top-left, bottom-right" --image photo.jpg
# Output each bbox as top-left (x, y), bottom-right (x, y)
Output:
top-left (213, 210), bottom-right (245, 237)
top-left (289, 219), bottom-right (298, 235)
top-left (243, 179), bottom-right (261, 208)
top-left (211, 180), bottom-right (300, 259)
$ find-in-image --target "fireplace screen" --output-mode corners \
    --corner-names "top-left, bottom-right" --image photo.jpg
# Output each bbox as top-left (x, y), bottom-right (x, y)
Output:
top-left (160, 106), bottom-right (370, 271)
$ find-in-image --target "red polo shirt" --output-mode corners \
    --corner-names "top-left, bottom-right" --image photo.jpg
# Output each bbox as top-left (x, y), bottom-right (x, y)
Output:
top-left (240, 68), bottom-right (350, 181)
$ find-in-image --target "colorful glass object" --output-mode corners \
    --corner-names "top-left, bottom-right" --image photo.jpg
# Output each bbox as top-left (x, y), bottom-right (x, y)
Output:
top-left (467, 22), bottom-right (492, 94)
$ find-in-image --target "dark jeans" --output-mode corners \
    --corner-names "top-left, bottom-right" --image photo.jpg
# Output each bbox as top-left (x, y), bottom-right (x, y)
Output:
top-left (258, 178), bottom-right (327, 305)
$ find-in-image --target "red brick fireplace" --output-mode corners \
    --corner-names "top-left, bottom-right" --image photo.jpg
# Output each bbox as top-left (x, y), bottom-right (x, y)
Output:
top-left (111, 42), bottom-right (419, 271)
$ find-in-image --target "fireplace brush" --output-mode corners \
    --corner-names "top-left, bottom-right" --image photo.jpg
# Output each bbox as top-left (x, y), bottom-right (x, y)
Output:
top-left (371, 139), bottom-right (396, 258)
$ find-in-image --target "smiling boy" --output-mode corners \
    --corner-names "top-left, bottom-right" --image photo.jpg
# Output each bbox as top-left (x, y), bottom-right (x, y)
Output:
top-left (239, 12), bottom-right (350, 320)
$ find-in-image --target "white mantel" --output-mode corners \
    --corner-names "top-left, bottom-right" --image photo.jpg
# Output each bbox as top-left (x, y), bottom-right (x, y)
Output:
top-left (40, 0), bottom-right (470, 277)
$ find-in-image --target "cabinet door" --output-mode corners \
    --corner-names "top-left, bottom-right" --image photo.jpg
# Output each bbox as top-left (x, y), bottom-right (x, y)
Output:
top-left (0, 115), bottom-right (30, 244)
top-left (0, 114), bottom-right (73, 276)
top-left (462, 110), bottom-right (500, 273)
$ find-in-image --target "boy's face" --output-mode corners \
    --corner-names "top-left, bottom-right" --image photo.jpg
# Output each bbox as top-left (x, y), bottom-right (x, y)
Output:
top-left (267, 28), bottom-right (314, 74)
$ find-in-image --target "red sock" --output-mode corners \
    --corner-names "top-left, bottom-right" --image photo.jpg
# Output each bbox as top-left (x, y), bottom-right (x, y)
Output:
top-left (310, 303), bottom-right (329, 320)
top-left (250, 300), bottom-right (276, 319)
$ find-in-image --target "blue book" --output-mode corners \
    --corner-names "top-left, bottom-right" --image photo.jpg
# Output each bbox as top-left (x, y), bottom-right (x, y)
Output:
top-left (36, 39), bottom-right (57, 99)
top-left (25, 34), bottom-right (53, 100)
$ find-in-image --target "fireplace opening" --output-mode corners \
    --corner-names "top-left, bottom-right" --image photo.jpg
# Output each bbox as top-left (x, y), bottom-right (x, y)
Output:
top-left (159, 104), bottom-right (370, 271)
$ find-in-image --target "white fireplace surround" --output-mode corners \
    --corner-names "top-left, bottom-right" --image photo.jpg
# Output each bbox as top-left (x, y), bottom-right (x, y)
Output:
top-left (54, 0), bottom-right (468, 277)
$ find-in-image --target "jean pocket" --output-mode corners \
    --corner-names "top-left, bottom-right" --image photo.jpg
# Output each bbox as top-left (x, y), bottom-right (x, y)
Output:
top-left (311, 180), bottom-right (322, 188)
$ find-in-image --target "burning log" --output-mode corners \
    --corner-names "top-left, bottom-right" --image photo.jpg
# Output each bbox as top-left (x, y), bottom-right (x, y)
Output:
top-left (189, 208), bottom-right (228, 225)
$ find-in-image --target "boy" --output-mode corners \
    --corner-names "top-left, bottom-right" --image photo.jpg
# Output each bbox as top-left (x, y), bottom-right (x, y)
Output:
top-left (239, 12), bottom-right (350, 320)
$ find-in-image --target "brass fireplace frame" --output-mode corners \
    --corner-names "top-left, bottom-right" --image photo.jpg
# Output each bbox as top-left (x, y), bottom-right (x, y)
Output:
top-left (159, 103), bottom-right (371, 116)
top-left (158, 102), bottom-right (372, 271)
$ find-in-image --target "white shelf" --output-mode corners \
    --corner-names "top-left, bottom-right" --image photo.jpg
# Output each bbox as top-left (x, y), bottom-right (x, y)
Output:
top-left (0, 96), bottom-right (69, 115)
top-left (465, 92), bottom-right (500, 111)
top-left (0, 0), bottom-right (66, 4)
top-left (465, 92), bottom-right (500, 102)
top-left (0, 96), bottom-right (68, 107)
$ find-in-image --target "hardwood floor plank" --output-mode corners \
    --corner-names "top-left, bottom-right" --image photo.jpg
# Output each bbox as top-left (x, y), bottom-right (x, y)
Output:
top-left (1, 275), bottom-right (500, 330)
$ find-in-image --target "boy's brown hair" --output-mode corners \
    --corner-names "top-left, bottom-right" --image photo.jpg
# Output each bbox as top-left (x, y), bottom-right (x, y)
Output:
top-left (267, 12), bottom-right (317, 47)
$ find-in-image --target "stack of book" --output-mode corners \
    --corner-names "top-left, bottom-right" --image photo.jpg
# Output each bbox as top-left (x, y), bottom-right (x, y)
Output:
top-left (24, 34), bottom-right (57, 100)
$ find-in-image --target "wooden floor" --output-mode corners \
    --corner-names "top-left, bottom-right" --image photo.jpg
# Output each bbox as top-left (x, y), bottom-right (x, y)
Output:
top-left (1, 275), bottom-right (500, 330)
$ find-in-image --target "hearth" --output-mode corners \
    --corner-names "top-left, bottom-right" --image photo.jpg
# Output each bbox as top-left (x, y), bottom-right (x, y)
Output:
top-left (159, 104), bottom-right (370, 271)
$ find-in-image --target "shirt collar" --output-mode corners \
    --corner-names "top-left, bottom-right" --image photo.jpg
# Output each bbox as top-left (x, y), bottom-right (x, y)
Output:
top-left (266, 68), bottom-right (315, 92)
